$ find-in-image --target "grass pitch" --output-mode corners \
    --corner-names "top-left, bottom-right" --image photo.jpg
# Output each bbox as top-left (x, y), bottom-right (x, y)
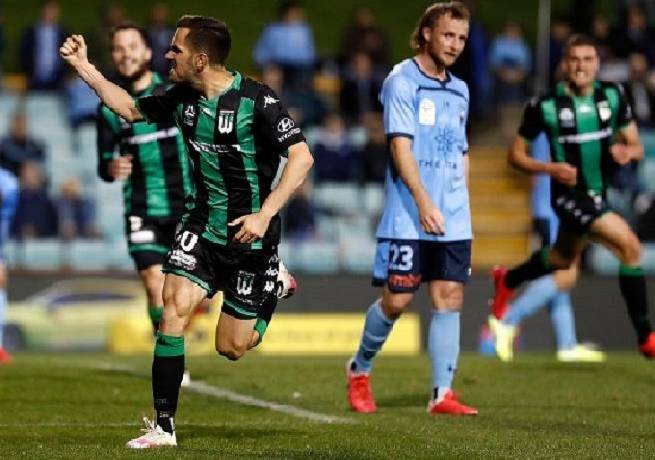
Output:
top-left (0, 352), bottom-right (654, 459)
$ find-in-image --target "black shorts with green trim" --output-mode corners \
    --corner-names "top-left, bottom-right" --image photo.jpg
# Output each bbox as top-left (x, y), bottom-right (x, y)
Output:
top-left (125, 215), bottom-right (179, 271)
top-left (551, 188), bottom-right (610, 236)
top-left (162, 220), bottom-right (279, 320)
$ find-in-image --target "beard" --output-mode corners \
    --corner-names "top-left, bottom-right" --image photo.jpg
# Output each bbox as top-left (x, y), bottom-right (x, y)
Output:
top-left (118, 60), bottom-right (149, 84)
top-left (426, 48), bottom-right (448, 71)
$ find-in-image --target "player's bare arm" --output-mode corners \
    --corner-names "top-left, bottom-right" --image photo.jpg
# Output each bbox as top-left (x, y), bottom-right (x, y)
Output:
top-left (230, 142), bottom-right (314, 244)
top-left (389, 136), bottom-right (445, 235)
top-left (508, 135), bottom-right (577, 186)
top-left (610, 121), bottom-right (644, 165)
top-left (59, 35), bottom-right (143, 122)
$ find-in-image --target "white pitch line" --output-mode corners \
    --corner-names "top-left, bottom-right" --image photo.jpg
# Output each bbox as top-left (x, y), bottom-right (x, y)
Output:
top-left (94, 362), bottom-right (355, 425)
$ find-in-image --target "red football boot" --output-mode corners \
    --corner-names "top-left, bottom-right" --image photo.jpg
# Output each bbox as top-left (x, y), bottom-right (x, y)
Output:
top-left (639, 332), bottom-right (655, 358)
top-left (345, 359), bottom-right (377, 413)
top-left (427, 390), bottom-right (478, 416)
top-left (490, 266), bottom-right (515, 320)
top-left (0, 347), bottom-right (13, 364)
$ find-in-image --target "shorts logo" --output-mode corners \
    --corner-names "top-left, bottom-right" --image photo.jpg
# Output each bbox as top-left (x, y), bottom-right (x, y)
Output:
top-left (264, 280), bottom-right (275, 293)
top-left (128, 215), bottom-right (143, 232)
top-left (388, 273), bottom-right (422, 288)
top-left (277, 117), bottom-right (295, 132)
top-left (179, 231), bottom-right (198, 252)
top-left (183, 105), bottom-right (196, 126)
top-left (168, 249), bottom-right (197, 270)
top-left (236, 271), bottom-right (255, 296)
top-left (218, 110), bottom-right (234, 134)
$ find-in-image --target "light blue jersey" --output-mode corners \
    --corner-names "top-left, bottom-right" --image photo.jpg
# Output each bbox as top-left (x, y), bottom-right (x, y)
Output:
top-left (531, 132), bottom-right (559, 242)
top-left (377, 58), bottom-right (471, 242)
top-left (0, 168), bottom-right (19, 259)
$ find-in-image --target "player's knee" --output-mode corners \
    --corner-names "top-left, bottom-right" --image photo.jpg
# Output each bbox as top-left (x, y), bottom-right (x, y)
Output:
top-left (216, 341), bottom-right (248, 361)
top-left (381, 297), bottom-right (408, 319)
top-left (620, 234), bottom-right (642, 265)
top-left (549, 250), bottom-right (574, 269)
top-left (159, 305), bottom-right (185, 335)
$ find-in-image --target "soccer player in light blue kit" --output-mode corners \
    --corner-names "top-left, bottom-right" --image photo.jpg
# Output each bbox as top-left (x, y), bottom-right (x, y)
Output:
top-left (489, 133), bottom-right (605, 362)
top-left (0, 167), bottom-right (19, 363)
top-left (346, 2), bottom-right (477, 416)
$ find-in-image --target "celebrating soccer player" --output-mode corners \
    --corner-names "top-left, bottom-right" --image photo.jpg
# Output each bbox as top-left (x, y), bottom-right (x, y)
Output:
top-left (61, 15), bottom-right (313, 448)
top-left (489, 34), bottom-right (655, 360)
top-left (346, 2), bottom-right (477, 416)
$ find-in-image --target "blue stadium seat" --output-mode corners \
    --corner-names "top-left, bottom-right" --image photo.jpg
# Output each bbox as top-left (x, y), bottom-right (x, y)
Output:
top-left (293, 241), bottom-right (340, 273)
top-left (65, 240), bottom-right (110, 271)
top-left (313, 182), bottom-right (361, 214)
top-left (22, 238), bottom-right (63, 270)
top-left (341, 236), bottom-right (376, 273)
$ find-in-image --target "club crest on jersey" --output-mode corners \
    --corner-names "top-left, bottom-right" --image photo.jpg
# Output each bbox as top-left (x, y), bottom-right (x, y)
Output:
top-left (558, 107), bottom-right (575, 128)
top-left (597, 101), bottom-right (611, 122)
top-left (218, 110), bottom-right (235, 134)
top-left (183, 104), bottom-right (196, 126)
top-left (419, 98), bottom-right (436, 126)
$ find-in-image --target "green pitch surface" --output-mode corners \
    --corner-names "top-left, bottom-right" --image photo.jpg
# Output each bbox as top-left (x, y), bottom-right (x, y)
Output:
top-left (1, 353), bottom-right (654, 459)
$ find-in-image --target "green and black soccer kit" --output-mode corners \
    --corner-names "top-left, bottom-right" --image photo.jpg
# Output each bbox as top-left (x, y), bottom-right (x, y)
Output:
top-left (135, 71), bottom-right (305, 320)
top-left (518, 81), bottom-right (633, 234)
top-left (97, 72), bottom-right (194, 271)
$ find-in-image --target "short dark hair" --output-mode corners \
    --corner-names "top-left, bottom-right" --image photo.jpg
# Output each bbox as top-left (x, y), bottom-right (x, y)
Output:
top-left (563, 34), bottom-right (599, 57)
top-left (410, 1), bottom-right (470, 52)
top-left (110, 21), bottom-right (151, 49)
top-left (176, 15), bottom-right (231, 65)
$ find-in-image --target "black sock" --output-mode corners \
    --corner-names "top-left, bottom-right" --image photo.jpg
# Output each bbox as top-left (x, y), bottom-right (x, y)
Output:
top-left (254, 294), bottom-right (278, 345)
top-left (432, 387), bottom-right (439, 400)
top-left (506, 248), bottom-right (553, 290)
top-left (152, 333), bottom-right (185, 434)
top-left (619, 266), bottom-right (652, 343)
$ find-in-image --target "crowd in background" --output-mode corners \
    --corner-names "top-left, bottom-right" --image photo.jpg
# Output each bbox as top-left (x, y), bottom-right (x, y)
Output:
top-left (2, 0), bottom-right (655, 243)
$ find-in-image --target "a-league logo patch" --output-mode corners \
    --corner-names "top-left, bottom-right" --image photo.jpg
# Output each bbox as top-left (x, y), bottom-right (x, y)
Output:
top-left (236, 271), bottom-right (255, 296)
top-left (218, 110), bottom-right (234, 134)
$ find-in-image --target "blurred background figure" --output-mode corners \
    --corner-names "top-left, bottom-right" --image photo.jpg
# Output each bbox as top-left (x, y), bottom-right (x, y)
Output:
top-left (0, 109), bottom-right (45, 177)
top-left (339, 52), bottom-right (382, 124)
top-left (489, 20), bottom-right (531, 105)
top-left (338, 7), bottom-right (391, 76)
top-left (284, 179), bottom-right (316, 241)
top-left (12, 161), bottom-right (58, 239)
top-left (625, 52), bottom-right (655, 128)
top-left (548, 17), bottom-right (572, 86)
top-left (357, 112), bottom-right (387, 185)
top-left (19, 0), bottom-right (67, 90)
top-left (63, 73), bottom-right (100, 128)
top-left (253, 0), bottom-right (316, 90)
top-left (0, 167), bottom-right (18, 363)
top-left (611, 3), bottom-right (655, 64)
top-left (312, 112), bottom-right (355, 182)
top-left (56, 178), bottom-right (96, 240)
top-left (147, 2), bottom-right (174, 76)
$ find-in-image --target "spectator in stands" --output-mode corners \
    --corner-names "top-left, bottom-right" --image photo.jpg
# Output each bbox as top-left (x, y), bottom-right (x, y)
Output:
top-left (625, 52), bottom-right (655, 128)
top-left (88, 3), bottom-right (126, 73)
top-left (339, 52), bottom-right (382, 124)
top-left (339, 7), bottom-right (391, 75)
top-left (592, 14), bottom-right (613, 61)
top-left (261, 64), bottom-right (326, 128)
top-left (11, 161), bottom-right (58, 238)
top-left (549, 17), bottom-right (571, 86)
top-left (0, 110), bottom-right (45, 177)
top-left (611, 4), bottom-right (655, 64)
top-left (147, 3), bottom-right (175, 76)
top-left (358, 112), bottom-right (387, 184)
top-left (19, 0), bottom-right (68, 90)
top-left (253, 0), bottom-right (315, 90)
top-left (64, 74), bottom-right (100, 128)
top-left (489, 21), bottom-right (531, 105)
top-left (284, 178), bottom-right (316, 240)
top-left (0, 16), bottom-right (5, 83)
top-left (56, 178), bottom-right (96, 239)
top-left (312, 112), bottom-right (356, 182)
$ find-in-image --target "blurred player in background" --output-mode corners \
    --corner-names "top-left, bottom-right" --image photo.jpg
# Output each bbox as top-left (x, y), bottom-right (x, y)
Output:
top-left (347, 2), bottom-right (477, 416)
top-left (62, 14), bottom-right (313, 448)
top-left (0, 169), bottom-right (19, 363)
top-left (489, 133), bottom-right (605, 363)
top-left (490, 34), bottom-right (655, 360)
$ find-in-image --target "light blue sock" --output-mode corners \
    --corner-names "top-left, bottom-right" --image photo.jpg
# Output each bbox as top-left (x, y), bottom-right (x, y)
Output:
top-left (429, 310), bottom-right (460, 392)
top-left (503, 275), bottom-right (558, 326)
top-left (0, 289), bottom-right (6, 346)
top-left (353, 299), bottom-right (395, 373)
top-left (548, 291), bottom-right (577, 350)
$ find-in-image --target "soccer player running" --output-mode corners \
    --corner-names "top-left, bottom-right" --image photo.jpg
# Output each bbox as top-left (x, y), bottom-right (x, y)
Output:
top-left (0, 168), bottom-right (18, 364)
top-left (60, 15), bottom-right (313, 448)
top-left (346, 2), bottom-right (477, 416)
top-left (489, 132), bottom-right (605, 363)
top-left (490, 34), bottom-right (655, 360)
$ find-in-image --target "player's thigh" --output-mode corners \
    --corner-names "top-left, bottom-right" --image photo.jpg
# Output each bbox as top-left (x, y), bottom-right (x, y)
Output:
top-left (552, 261), bottom-right (579, 291)
top-left (588, 211), bottom-right (642, 265)
top-left (160, 273), bottom-right (208, 334)
top-left (428, 280), bottom-right (464, 311)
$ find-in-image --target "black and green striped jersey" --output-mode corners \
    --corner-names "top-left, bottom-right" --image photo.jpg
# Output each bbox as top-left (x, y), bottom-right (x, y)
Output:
top-left (518, 81), bottom-right (633, 196)
top-left (135, 71), bottom-right (306, 249)
top-left (97, 72), bottom-right (194, 218)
